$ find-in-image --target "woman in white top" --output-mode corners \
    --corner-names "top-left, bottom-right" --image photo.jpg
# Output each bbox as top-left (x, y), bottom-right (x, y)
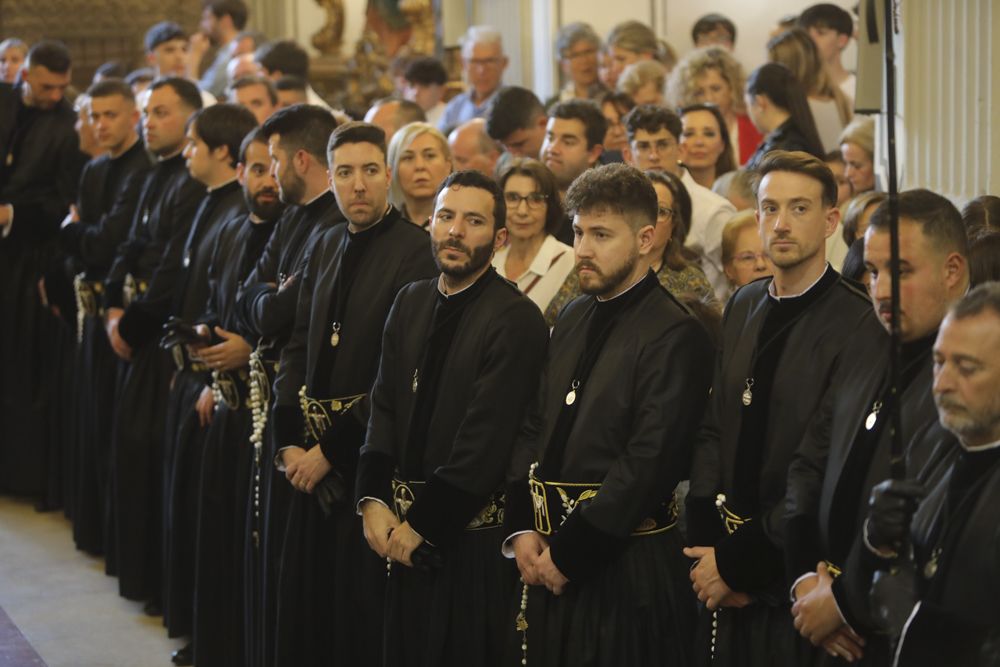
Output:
top-left (767, 28), bottom-right (852, 154)
top-left (491, 159), bottom-right (574, 314)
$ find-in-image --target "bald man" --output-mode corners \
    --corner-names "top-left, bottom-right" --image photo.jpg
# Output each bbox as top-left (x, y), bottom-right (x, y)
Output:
top-left (448, 119), bottom-right (501, 178)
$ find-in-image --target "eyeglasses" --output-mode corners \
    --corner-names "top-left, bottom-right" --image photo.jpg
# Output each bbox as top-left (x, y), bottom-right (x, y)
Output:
top-left (504, 192), bottom-right (547, 208)
top-left (656, 206), bottom-right (675, 220)
top-left (733, 251), bottom-right (768, 264)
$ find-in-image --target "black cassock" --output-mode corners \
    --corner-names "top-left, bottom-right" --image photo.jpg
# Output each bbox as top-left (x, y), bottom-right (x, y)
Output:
top-left (103, 153), bottom-right (203, 599)
top-left (356, 268), bottom-right (548, 667)
top-left (685, 267), bottom-right (879, 667)
top-left (271, 206), bottom-right (436, 667)
top-left (0, 81), bottom-right (86, 498)
top-left (155, 180), bottom-right (246, 635)
top-left (235, 190), bottom-right (344, 667)
top-left (190, 212), bottom-right (276, 665)
top-left (867, 437), bottom-right (1000, 667)
top-left (58, 139), bottom-right (153, 554)
top-left (504, 270), bottom-right (714, 667)
top-left (785, 329), bottom-right (941, 666)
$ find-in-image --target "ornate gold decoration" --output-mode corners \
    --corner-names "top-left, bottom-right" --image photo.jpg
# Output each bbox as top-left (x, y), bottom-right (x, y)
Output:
top-left (311, 0), bottom-right (345, 56)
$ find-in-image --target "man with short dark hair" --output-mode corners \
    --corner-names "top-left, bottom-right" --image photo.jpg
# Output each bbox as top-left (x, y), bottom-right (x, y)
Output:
top-left (255, 40), bottom-right (331, 110)
top-left (863, 282), bottom-right (1000, 666)
top-left (56, 78), bottom-right (153, 554)
top-left (270, 120), bottom-right (437, 666)
top-left (228, 75), bottom-right (277, 124)
top-left (102, 76), bottom-right (205, 610)
top-left (364, 97), bottom-right (426, 144)
top-left (402, 56), bottom-right (448, 127)
top-left (798, 3), bottom-right (856, 101)
top-left (448, 118), bottom-right (500, 178)
top-left (685, 150), bottom-right (881, 667)
top-left (274, 75), bottom-right (308, 108)
top-left (785, 189), bottom-right (971, 665)
top-left (439, 25), bottom-right (508, 130)
top-left (195, 0), bottom-right (250, 97)
top-left (0, 39), bottom-right (87, 498)
top-left (485, 86), bottom-right (547, 159)
top-left (622, 104), bottom-right (736, 299)
top-left (237, 103), bottom-right (345, 667)
top-left (357, 169), bottom-right (547, 665)
top-left (692, 13), bottom-right (737, 49)
top-left (504, 162), bottom-right (714, 666)
top-left (144, 21), bottom-right (217, 106)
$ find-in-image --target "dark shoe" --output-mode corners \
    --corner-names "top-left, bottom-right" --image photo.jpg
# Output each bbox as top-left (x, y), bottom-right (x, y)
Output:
top-left (142, 599), bottom-right (162, 616)
top-left (171, 643), bottom-right (193, 666)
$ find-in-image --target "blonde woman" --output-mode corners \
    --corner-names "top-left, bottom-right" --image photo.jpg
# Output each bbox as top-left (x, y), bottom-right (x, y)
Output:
top-left (767, 28), bottom-right (852, 153)
top-left (839, 116), bottom-right (876, 194)
top-left (666, 46), bottom-right (762, 165)
top-left (387, 122), bottom-right (453, 227)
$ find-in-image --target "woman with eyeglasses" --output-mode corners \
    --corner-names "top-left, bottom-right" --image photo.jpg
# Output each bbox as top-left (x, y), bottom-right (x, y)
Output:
top-left (721, 209), bottom-right (774, 296)
top-left (492, 159), bottom-right (575, 313)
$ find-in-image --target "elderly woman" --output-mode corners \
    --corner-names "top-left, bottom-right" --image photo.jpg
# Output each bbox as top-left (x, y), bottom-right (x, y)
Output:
top-left (0, 38), bottom-right (27, 84)
top-left (839, 115), bottom-right (876, 194)
top-left (387, 122), bottom-right (453, 227)
top-left (721, 209), bottom-right (773, 297)
top-left (543, 169), bottom-right (715, 326)
top-left (552, 22), bottom-right (607, 103)
top-left (667, 46), bottom-right (762, 165)
top-left (617, 59), bottom-right (667, 107)
top-left (491, 159), bottom-right (575, 313)
top-left (679, 103), bottom-right (737, 189)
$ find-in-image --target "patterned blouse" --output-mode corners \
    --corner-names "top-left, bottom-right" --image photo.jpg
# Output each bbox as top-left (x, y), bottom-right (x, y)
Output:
top-left (542, 262), bottom-right (718, 328)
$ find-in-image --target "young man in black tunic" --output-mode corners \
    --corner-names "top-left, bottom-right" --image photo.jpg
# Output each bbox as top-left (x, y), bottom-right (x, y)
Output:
top-left (684, 151), bottom-right (881, 667)
top-left (150, 103), bottom-right (255, 664)
top-left (56, 78), bottom-right (152, 555)
top-left (862, 283), bottom-right (1000, 666)
top-left (270, 120), bottom-right (437, 666)
top-left (357, 169), bottom-right (548, 666)
top-left (180, 126), bottom-right (282, 667)
top-left (0, 40), bottom-right (86, 499)
top-left (504, 162), bottom-right (714, 666)
top-left (235, 104), bottom-right (342, 667)
top-left (102, 77), bottom-right (204, 604)
top-left (784, 190), bottom-right (970, 665)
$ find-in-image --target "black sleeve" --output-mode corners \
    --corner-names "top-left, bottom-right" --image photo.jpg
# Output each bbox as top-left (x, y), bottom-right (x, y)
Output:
top-left (406, 299), bottom-right (549, 547)
top-left (66, 168), bottom-right (147, 271)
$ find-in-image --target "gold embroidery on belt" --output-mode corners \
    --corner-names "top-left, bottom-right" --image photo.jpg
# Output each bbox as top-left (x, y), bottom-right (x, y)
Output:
top-left (297, 386), bottom-right (366, 441)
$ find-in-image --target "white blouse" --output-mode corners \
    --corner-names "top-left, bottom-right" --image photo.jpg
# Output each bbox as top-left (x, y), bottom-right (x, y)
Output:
top-left (492, 235), bottom-right (575, 314)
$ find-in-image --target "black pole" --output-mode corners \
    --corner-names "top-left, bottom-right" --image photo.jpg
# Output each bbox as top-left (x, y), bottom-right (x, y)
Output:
top-left (882, 0), bottom-right (903, 479)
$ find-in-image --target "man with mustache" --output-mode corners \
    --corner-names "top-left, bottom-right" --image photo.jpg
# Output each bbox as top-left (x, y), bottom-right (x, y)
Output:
top-left (862, 282), bottom-right (1000, 666)
top-left (784, 189), bottom-right (969, 664)
top-left (184, 126), bottom-right (283, 667)
top-left (684, 151), bottom-right (880, 667)
top-left (235, 103), bottom-right (343, 667)
top-left (356, 169), bottom-right (547, 666)
top-left (270, 121), bottom-right (437, 666)
top-left (504, 163), bottom-right (714, 666)
top-left (56, 78), bottom-right (152, 554)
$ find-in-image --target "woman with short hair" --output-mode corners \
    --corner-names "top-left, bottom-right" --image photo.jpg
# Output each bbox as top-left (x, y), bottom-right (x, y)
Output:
top-left (387, 122), bottom-right (453, 227)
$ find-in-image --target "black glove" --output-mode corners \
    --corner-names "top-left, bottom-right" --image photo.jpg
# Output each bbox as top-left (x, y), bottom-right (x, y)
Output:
top-left (315, 469), bottom-right (348, 517)
top-left (410, 542), bottom-right (444, 572)
top-left (866, 479), bottom-right (926, 555)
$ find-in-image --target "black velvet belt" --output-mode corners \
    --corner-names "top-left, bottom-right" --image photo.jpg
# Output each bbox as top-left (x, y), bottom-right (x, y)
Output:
top-left (390, 476), bottom-right (505, 530)
top-left (529, 465), bottom-right (678, 537)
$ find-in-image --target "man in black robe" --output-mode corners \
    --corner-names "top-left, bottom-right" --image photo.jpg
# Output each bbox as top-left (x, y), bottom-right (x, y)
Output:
top-left (504, 163), bottom-right (714, 666)
top-left (102, 77), bottom-right (204, 603)
top-left (785, 190), bottom-right (970, 664)
top-left (684, 151), bottom-right (881, 667)
top-left (149, 103), bottom-right (255, 664)
top-left (56, 78), bottom-right (152, 555)
top-left (0, 40), bottom-right (86, 498)
top-left (270, 120), bottom-right (437, 667)
top-left (357, 168), bottom-right (548, 666)
top-left (863, 283), bottom-right (1000, 666)
top-left (234, 104), bottom-right (342, 667)
top-left (179, 125), bottom-right (282, 667)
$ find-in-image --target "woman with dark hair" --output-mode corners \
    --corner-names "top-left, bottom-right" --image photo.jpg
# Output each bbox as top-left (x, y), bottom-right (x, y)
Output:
top-left (962, 195), bottom-right (1000, 239)
top-left (492, 159), bottom-right (575, 313)
top-left (599, 90), bottom-right (635, 153)
top-left (969, 231), bottom-right (1000, 285)
top-left (645, 169), bottom-right (717, 305)
top-left (679, 103), bottom-right (737, 189)
top-left (743, 62), bottom-right (825, 168)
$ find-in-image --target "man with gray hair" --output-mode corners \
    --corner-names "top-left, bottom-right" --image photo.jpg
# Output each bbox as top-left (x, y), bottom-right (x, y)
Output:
top-left (438, 25), bottom-right (508, 131)
top-left (553, 22), bottom-right (606, 104)
top-left (448, 119), bottom-right (501, 178)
